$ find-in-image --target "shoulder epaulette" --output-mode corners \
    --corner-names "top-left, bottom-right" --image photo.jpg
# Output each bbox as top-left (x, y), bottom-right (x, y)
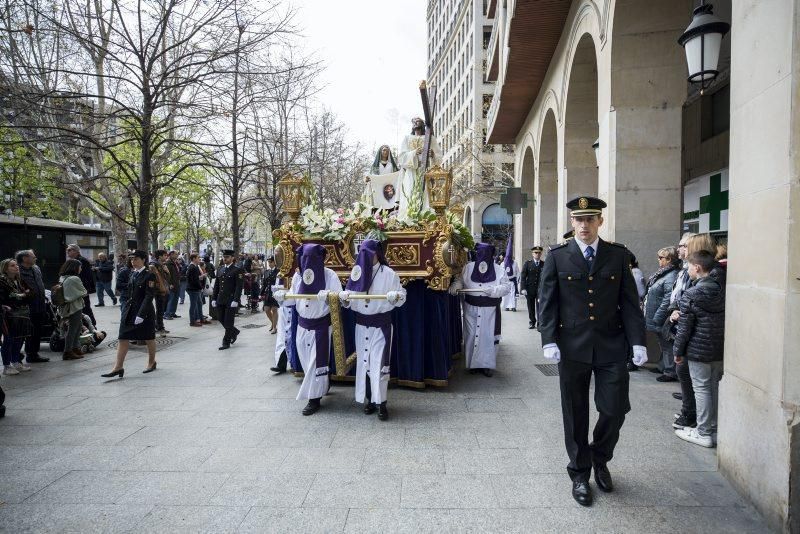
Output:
top-left (607, 241), bottom-right (627, 249)
top-left (549, 241), bottom-right (569, 251)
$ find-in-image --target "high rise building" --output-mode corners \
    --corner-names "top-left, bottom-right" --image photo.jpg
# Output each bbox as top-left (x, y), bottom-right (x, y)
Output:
top-left (426, 0), bottom-right (515, 246)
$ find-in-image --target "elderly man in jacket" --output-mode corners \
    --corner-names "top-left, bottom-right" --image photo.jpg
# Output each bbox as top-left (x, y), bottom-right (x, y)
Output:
top-left (16, 250), bottom-right (49, 363)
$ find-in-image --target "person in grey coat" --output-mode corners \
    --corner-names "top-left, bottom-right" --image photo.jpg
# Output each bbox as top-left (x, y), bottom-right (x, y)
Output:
top-left (643, 246), bottom-right (680, 381)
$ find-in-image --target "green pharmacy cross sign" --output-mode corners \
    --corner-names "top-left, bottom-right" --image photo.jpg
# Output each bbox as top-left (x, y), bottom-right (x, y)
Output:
top-left (499, 187), bottom-right (529, 215)
top-left (699, 173), bottom-right (728, 231)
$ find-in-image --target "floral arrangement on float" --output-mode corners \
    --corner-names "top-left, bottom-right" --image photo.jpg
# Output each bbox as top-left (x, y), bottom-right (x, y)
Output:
top-left (272, 165), bottom-right (471, 291)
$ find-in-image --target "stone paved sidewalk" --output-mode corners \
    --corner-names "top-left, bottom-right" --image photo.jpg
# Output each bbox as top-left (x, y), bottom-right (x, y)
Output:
top-left (0, 300), bottom-right (769, 533)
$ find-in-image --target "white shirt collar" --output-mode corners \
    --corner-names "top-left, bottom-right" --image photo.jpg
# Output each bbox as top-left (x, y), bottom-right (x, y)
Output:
top-left (575, 237), bottom-right (600, 256)
top-left (134, 266), bottom-right (146, 274)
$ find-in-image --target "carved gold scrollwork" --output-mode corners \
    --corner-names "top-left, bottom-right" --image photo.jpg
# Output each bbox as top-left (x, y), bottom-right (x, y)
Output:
top-left (384, 244), bottom-right (420, 267)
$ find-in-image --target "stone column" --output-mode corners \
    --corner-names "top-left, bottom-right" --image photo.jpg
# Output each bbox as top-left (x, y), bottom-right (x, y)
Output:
top-left (720, 1), bottom-right (800, 532)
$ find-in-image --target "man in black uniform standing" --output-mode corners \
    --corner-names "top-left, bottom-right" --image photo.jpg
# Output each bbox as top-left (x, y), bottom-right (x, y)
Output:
top-left (520, 246), bottom-right (544, 329)
top-left (212, 250), bottom-right (244, 350)
top-left (537, 196), bottom-right (647, 507)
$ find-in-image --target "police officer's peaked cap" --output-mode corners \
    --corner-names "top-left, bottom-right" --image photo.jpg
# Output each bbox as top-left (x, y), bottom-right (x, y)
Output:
top-left (531, 246), bottom-right (543, 252)
top-left (567, 196), bottom-right (606, 216)
top-left (221, 249), bottom-right (235, 256)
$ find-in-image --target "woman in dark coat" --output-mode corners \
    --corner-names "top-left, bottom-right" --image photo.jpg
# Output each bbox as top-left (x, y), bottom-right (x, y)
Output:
top-left (101, 250), bottom-right (158, 378)
top-left (260, 257), bottom-right (280, 333)
top-left (0, 259), bottom-right (33, 375)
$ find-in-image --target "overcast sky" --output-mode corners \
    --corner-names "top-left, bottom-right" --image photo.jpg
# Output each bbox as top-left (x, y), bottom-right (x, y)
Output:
top-left (290, 0), bottom-right (428, 154)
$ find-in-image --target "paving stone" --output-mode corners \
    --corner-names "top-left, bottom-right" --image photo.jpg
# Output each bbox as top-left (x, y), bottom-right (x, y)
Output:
top-left (200, 447), bottom-right (290, 472)
top-left (304, 473), bottom-right (401, 508)
top-left (210, 472), bottom-right (315, 507)
top-left (0, 503), bottom-right (153, 533)
top-left (280, 448), bottom-right (366, 474)
top-left (118, 445), bottom-right (216, 472)
top-left (134, 505), bottom-right (250, 533)
top-left (29, 470), bottom-right (141, 503)
top-left (444, 448), bottom-right (533, 474)
top-left (0, 469), bottom-right (69, 504)
top-left (361, 447), bottom-right (446, 475)
top-left (117, 472), bottom-right (231, 505)
top-left (238, 507), bottom-right (348, 534)
top-left (401, 474), bottom-right (498, 508)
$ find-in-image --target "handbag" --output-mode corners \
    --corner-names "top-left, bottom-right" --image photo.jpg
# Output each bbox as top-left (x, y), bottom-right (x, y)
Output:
top-left (202, 280), bottom-right (213, 296)
top-left (7, 305), bottom-right (32, 338)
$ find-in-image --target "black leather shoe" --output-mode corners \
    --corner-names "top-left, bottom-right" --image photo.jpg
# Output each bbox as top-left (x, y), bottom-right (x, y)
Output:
top-left (627, 362), bottom-right (639, 372)
top-left (0, 405), bottom-right (5, 418)
top-left (302, 399), bottom-right (321, 416)
top-left (270, 366), bottom-right (286, 374)
top-left (649, 367), bottom-right (662, 374)
top-left (572, 479), bottom-right (593, 506)
top-left (528, 322), bottom-right (534, 329)
top-left (481, 368), bottom-right (493, 377)
top-left (672, 392), bottom-right (683, 401)
top-left (656, 374), bottom-right (678, 383)
top-left (364, 402), bottom-right (376, 415)
top-left (230, 328), bottom-right (241, 344)
top-left (378, 402), bottom-right (388, 421)
top-left (26, 354), bottom-right (50, 363)
top-left (593, 464), bottom-right (614, 493)
top-left (218, 343), bottom-right (230, 350)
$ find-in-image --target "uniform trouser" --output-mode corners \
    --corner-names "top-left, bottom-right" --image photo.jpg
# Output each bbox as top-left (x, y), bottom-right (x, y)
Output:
top-left (216, 305), bottom-right (237, 343)
top-left (558, 358), bottom-right (630, 481)
top-left (25, 311), bottom-right (44, 356)
top-left (525, 291), bottom-right (537, 325)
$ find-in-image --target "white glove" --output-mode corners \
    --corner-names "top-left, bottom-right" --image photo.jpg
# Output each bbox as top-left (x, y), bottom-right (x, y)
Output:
top-left (134, 316), bottom-right (144, 325)
top-left (317, 290), bottom-right (330, 302)
top-left (273, 290), bottom-right (287, 303)
top-left (386, 291), bottom-right (400, 304)
top-left (632, 345), bottom-right (648, 366)
top-left (230, 301), bottom-right (238, 308)
top-left (211, 300), bottom-right (217, 307)
top-left (448, 280), bottom-right (463, 296)
top-left (543, 343), bottom-right (561, 362)
top-left (338, 290), bottom-right (352, 302)
top-left (521, 289), bottom-right (527, 296)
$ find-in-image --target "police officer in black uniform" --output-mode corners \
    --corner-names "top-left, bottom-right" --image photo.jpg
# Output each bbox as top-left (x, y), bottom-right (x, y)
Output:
top-left (212, 249), bottom-right (244, 350)
top-left (537, 196), bottom-right (648, 507)
top-left (520, 246), bottom-right (544, 329)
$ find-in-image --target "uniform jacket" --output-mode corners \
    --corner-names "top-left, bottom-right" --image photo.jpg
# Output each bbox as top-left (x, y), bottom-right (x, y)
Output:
top-left (212, 263), bottom-right (244, 306)
top-left (538, 238), bottom-right (646, 364)
top-left (122, 268), bottom-right (157, 323)
top-left (520, 259), bottom-right (544, 294)
top-left (673, 271), bottom-right (726, 363)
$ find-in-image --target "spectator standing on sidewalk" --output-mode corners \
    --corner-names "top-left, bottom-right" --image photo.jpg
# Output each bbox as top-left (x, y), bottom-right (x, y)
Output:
top-left (643, 247), bottom-right (680, 379)
top-left (66, 244), bottom-right (96, 325)
top-left (116, 258), bottom-right (132, 320)
top-left (178, 254), bottom-right (188, 305)
top-left (164, 251), bottom-right (181, 319)
top-left (186, 253), bottom-right (206, 327)
top-left (673, 249), bottom-right (726, 448)
top-left (16, 250), bottom-right (49, 363)
top-left (149, 250), bottom-right (171, 337)
top-left (56, 259), bottom-right (87, 361)
top-left (0, 258), bottom-right (33, 375)
top-left (93, 252), bottom-right (117, 307)
top-left (204, 255), bottom-right (217, 321)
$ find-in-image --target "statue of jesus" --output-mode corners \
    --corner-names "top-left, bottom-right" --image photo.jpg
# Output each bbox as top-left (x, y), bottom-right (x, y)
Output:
top-left (396, 117), bottom-right (441, 220)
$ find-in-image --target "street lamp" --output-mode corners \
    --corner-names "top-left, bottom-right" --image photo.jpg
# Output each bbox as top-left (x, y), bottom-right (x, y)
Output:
top-left (592, 138), bottom-right (599, 168)
top-left (678, 1), bottom-right (730, 92)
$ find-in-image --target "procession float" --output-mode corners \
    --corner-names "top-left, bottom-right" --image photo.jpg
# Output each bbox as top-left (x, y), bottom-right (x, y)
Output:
top-left (272, 165), bottom-right (471, 387)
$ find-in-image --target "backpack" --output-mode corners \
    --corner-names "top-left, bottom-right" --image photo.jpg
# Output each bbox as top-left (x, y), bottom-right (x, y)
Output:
top-left (149, 265), bottom-right (169, 296)
top-left (51, 282), bottom-right (66, 306)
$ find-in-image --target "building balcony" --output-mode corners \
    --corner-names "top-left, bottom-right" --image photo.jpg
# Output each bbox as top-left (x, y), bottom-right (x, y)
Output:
top-left (485, 15), bottom-right (500, 81)
top-left (485, 0), bottom-right (572, 144)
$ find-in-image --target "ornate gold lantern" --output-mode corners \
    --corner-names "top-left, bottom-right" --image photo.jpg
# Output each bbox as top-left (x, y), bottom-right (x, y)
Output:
top-left (278, 173), bottom-right (305, 223)
top-left (424, 164), bottom-right (452, 217)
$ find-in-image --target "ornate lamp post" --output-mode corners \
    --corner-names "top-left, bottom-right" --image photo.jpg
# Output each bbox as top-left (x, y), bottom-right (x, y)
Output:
top-left (277, 173), bottom-right (305, 224)
top-left (424, 164), bottom-right (453, 217)
top-left (678, 1), bottom-right (730, 93)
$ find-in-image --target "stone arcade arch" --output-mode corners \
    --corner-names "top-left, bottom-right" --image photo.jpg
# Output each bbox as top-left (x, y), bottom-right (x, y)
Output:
top-left (538, 109), bottom-right (559, 250)
top-left (519, 146), bottom-right (535, 250)
top-left (563, 32), bottom-right (599, 231)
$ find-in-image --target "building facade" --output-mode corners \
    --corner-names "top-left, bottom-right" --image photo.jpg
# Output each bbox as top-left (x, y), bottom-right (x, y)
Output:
top-left (426, 0), bottom-right (515, 246)
top-left (485, 0), bottom-right (798, 531)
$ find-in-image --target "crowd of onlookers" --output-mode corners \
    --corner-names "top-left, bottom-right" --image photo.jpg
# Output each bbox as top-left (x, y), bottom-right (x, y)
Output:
top-left (633, 232), bottom-right (727, 449)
